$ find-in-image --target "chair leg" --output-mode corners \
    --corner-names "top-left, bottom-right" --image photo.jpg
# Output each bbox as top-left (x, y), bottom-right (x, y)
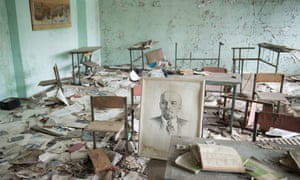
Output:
top-left (252, 112), bottom-right (259, 142)
top-left (222, 96), bottom-right (227, 121)
top-left (124, 115), bottom-right (129, 153)
top-left (92, 131), bottom-right (96, 149)
top-left (242, 101), bottom-right (250, 132)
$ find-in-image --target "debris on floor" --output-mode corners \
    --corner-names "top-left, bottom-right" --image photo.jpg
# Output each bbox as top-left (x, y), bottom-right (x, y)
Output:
top-left (1, 67), bottom-right (300, 179)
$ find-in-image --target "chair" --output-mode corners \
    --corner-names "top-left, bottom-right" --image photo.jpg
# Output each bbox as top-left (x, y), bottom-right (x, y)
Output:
top-left (224, 73), bottom-right (286, 129)
top-left (87, 96), bottom-right (128, 150)
top-left (202, 67), bottom-right (229, 115)
top-left (252, 73), bottom-right (285, 111)
top-left (202, 66), bottom-right (228, 94)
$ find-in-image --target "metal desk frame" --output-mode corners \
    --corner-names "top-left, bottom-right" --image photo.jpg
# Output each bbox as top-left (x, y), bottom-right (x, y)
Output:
top-left (175, 42), bottom-right (224, 70)
top-left (70, 46), bottom-right (101, 84)
top-left (128, 41), bottom-right (159, 71)
top-left (232, 43), bottom-right (299, 77)
top-left (256, 42), bottom-right (299, 73)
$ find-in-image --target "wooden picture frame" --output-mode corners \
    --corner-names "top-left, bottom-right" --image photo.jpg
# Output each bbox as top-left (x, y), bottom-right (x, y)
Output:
top-left (138, 77), bottom-right (205, 160)
top-left (29, 0), bottom-right (71, 30)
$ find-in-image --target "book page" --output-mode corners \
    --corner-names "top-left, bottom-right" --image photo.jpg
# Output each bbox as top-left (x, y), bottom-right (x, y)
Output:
top-left (198, 144), bottom-right (245, 173)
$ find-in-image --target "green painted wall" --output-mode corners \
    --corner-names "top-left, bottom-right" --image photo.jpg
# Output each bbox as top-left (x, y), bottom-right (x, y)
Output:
top-left (99, 0), bottom-right (300, 73)
top-left (1, 0), bottom-right (300, 99)
top-left (0, 0), bottom-right (17, 99)
top-left (0, 0), bottom-right (100, 99)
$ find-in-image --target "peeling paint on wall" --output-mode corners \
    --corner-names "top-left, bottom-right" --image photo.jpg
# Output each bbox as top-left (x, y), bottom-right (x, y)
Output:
top-left (100, 0), bottom-right (300, 73)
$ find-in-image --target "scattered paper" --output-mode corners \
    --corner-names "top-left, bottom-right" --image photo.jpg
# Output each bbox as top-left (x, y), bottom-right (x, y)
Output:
top-left (129, 70), bottom-right (140, 81)
top-left (49, 103), bottom-right (84, 118)
top-left (265, 127), bottom-right (300, 138)
top-left (56, 88), bottom-right (69, 106)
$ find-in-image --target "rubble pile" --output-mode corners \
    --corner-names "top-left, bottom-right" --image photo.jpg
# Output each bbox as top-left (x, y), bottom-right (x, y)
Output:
top-left (0, 68), bottom-right (149, 179)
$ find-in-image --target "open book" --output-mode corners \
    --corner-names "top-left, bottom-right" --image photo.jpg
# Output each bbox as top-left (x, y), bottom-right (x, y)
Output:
top-left (175, 151), bottom-right (201, 174)
top-left (191, 144), bottom-right (245, 173)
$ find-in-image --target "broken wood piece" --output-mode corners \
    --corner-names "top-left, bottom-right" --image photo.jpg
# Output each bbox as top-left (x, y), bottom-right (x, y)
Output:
top-left (68, 143), bottom-right (86, 153)
top-left (38, 77), bottom-right (72, 86)
top-left (30, 125), bottom-right (63, 137)
top-left (82, 61), bottom-right (99, 68)
top-left (146, 48), bottom-right (164, 64)
top-left (88, 148), bottom-right (112, 173)
top-left (11, 149), bottom-right (44, 165)
top-left (179, 69), bottom-right (194, 75)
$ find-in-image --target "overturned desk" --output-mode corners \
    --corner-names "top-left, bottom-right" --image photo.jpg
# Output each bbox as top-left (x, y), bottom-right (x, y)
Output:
top-left (164, 135), bottom-right (300, 179)
top-left (70, 46), bottom-right (101, 84)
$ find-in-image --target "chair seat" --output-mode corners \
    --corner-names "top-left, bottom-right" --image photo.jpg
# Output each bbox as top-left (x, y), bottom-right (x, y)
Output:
top-left (256, 92), bottom-right (289, 104)
top-left (87, 120), bottom-right (124, 132)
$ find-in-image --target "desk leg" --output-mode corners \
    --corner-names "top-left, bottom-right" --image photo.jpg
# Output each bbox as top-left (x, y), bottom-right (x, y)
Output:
top-left (130, 50), bottom-right (133, 71)
top-left (71, 54), bottom-right (75, 84)
top-left (141, 49), bottom-right (144, 70)
top-left (130, 87), bottom-right (134, 140)
top-left (77, 54), bottom-right (81, 84)
top-left (230, 85), bottom-right (237, 134)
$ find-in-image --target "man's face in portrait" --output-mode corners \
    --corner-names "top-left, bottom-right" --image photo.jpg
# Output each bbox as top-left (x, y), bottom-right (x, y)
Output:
top-left (160, 91), bottom-right (182, 120)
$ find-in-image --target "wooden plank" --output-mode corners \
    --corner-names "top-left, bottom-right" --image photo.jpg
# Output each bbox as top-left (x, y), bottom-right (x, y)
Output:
top-left (91, 96), bottom-right (126, 109)
top-left (38, 77), bottom-right (72, 86)
top-left (88, 148), bottom-right (112, 173)
top-left (255, 73), bottom-right (283, 82)
top-left (146, 48), bottom-right (164, 64)
top-left (87, 120), bottom-right (124, 132)
top-left (82, 61), bottom-right (99, 68)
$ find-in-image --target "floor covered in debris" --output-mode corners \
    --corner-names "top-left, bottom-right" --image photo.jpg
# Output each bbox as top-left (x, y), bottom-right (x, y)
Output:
top-left (1, 67), bottom-right (300, 180)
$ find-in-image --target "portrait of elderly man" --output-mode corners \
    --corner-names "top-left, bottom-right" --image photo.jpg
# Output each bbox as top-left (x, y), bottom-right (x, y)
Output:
top-left (151, 90), bottom-right (188, 134)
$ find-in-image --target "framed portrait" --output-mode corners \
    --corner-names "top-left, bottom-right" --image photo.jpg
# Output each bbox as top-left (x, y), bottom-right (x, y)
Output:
top-left (29, 0), bottom-right (71, 30)
top-left (138, 77), bottom-right (205, 160)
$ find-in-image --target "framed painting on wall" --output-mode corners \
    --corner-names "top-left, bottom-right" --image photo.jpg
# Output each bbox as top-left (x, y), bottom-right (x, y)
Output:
top-left (29, 0), bottom-right (71, 30)
top-left (138, 77), bottom-right (205, 160)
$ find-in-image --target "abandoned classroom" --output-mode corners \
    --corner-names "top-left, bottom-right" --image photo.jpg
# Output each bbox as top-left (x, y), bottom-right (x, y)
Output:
top-left (1, 0), bottom-right (300, 179)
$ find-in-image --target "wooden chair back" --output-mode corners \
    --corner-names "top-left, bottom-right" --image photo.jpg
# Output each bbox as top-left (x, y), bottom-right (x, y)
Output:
top-left (89, 96), bottom-right (128, 149)
top-left (252, 73), bottom-right (284, 99)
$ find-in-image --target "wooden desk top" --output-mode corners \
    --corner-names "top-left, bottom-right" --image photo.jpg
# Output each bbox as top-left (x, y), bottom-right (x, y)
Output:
top-left (171, 72), bottom-right (242, 86)
top-left (70, 46), bottom-right (101, 54)
top-left (164, 135), bottom-right (300, 180)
